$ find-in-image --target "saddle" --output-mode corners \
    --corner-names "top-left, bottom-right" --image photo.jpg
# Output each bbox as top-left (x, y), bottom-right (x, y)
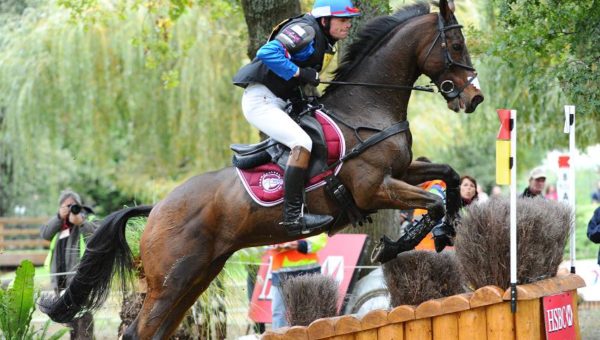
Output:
top-left (231, 106), bottom-right (331, 178)
top-left (230, 105), bottom-right (345, 207)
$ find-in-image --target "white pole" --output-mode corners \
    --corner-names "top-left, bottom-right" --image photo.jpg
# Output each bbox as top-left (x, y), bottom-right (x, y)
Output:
top-left (564, 105), bottom-right (576, 273)
top-left (510, 109), bottom-right (517, 312)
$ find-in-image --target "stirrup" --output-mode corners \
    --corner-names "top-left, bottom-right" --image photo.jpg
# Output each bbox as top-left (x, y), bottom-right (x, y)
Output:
top-left (370, 235), bottom-right (400, 264)
top-left (280, 213), bottom-right (333, 237)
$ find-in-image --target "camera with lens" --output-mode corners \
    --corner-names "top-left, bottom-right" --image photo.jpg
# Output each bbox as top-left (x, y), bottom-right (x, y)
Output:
top-left (69, 204), bottom-right (82, 215)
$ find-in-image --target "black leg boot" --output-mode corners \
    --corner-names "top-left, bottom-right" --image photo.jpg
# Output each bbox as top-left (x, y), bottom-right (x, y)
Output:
top-left (279, 147), bottom-right (333, 236)
top-left (370, 215), bottom-right (438, 263)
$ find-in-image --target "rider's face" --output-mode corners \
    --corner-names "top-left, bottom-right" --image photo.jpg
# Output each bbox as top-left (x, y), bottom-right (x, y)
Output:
top-left (327, 17), bottom-right (352, 40)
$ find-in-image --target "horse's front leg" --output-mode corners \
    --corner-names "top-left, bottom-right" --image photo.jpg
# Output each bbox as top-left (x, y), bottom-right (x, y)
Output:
top-left (396, 160), bottom-right (461, 217)
top-left (367, 175), bottom-right (445, 220)
top-left (395, 160), bottom-right (462, 252)
top-left (366, 175), bottom-right (446, 263)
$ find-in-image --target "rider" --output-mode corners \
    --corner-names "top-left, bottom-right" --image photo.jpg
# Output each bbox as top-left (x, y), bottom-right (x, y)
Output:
top-left (233, 0), bottom-right (360, 236)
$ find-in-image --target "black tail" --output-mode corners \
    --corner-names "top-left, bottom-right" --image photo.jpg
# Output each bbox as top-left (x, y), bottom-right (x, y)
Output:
top-left (38, 205), bottom-right (153, 323)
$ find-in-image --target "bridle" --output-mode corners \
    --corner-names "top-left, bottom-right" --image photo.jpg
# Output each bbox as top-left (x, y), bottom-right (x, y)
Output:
top-left (322, 12), bottom-right (478, 99)
top-left (423, 13), bottom-right (477, 100)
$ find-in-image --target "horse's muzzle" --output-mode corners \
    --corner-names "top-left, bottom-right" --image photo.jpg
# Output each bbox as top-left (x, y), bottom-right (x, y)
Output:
top-left (466, 94), bottom-right (484, 113)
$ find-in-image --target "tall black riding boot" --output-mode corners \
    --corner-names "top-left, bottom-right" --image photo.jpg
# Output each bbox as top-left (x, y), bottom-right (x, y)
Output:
top-left (280, 146), bottom-right (333, 236)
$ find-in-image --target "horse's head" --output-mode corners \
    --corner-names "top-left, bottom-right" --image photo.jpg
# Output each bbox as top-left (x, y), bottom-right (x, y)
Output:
top-left (419, 0), bottom-right (484, 113)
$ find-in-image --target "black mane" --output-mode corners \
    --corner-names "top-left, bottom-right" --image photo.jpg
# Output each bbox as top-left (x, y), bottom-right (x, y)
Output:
top-left (327, 2), bottom-right (430, 91)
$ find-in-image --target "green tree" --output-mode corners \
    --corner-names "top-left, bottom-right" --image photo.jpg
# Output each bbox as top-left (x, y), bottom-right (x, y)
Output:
top-left (240, 0), bottom-right (301, 59)
top-left (483, 0), bottom-right (599, 149)
top-left (0, 1), bottom-right (253, 214)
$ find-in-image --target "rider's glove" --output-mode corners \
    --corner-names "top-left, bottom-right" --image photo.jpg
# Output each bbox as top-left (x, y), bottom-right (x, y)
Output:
top-left (298, 67), bottom-right (320, 86)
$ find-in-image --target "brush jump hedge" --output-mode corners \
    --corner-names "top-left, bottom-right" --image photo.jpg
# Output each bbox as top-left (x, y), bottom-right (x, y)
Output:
top-left (262, 272), bottom-right (585, 340)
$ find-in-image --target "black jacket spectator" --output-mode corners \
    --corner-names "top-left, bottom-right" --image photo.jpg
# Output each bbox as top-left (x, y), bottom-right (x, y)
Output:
top-left (587, 206), bottom-right (600, 265)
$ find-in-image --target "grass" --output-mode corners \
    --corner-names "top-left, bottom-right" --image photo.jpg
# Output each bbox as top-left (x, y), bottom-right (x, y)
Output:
top-left (567, 203), bottom-right (599, 261)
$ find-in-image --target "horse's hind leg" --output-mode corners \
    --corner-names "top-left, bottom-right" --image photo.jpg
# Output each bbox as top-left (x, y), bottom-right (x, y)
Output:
top-left (368, 175), bottom-right (446, 262)
top-left (134, 252), bottom-right (229, 340)
top-left (152, 255), bottom-right (230, 339)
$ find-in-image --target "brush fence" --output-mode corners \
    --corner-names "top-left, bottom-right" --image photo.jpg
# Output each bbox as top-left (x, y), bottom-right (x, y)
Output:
top-left (262, 273), bottom-right (585, 340)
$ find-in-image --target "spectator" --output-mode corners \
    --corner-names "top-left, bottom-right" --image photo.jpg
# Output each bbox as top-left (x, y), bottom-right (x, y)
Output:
top-left (520, 167), bottom-right (547, 198)
top-left (40, 190), bottom-right (98, 339)
top-left (267, 234), bottom-right (327, 329)
top-left (460, 175), bottom-right (479, 206)
top-left (545, 184), bottom-right (558, 200)
top-left (477, 184), bottom-right (489, 203)
top-left (490, 185), bottom-right (503, 198)
top-left (406, 156), bottom-right (450, 252)
top-left (587, 206), bottom-right (600, 266)
top-left (412, 179), bottom-right (446, 251)
top-left (592, 180), bottom-right (600, 204)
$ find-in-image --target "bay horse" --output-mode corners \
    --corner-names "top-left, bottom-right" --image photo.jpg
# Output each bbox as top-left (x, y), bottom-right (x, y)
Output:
top-left (39, 0), bottom-right (483, 338)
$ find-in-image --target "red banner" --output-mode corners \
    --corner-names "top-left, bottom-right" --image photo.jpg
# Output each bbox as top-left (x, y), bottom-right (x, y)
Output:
top-left (248, 234), bottom-right (367, 323)
top-left (543, 291), bottom-right (576, 340)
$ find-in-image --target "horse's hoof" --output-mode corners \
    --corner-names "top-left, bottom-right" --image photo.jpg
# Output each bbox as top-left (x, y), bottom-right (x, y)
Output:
top-left (432, 221), bottom-right (455, 252)
top-left (433, 234), bottom-right (453, 252)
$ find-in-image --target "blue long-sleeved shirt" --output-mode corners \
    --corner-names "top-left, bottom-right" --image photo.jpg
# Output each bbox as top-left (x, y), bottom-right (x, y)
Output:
top-left (256, 40), bottom-right (315, 81)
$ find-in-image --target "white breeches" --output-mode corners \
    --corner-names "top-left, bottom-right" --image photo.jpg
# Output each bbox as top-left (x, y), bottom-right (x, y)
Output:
top-left (241, 83), bottom-right (312, 151)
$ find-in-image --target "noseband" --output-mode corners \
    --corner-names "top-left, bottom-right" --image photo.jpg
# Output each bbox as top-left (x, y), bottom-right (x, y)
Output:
top-left (423, 13), bottom-right (477, 100)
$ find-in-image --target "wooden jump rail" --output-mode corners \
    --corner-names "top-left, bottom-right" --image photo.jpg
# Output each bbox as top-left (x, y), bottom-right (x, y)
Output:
top-left (0, 216), bottom-right (50, 266)
top-left (262, 273), bottom-right (585, 340)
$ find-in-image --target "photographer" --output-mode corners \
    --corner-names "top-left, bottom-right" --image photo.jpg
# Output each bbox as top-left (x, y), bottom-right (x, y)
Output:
top-left (40, 189), bottom-right (98, 339)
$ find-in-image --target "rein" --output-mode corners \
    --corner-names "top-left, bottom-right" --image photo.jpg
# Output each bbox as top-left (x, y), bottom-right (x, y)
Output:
top-left (320, 80), bottom-right (434, 93)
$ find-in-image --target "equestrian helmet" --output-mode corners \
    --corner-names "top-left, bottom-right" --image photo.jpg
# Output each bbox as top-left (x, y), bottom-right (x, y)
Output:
top-left (311, 0), bottom-right (361, 18)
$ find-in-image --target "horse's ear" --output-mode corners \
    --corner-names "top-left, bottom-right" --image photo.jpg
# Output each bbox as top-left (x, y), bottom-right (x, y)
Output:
top-left (439, 0), bottom-right (456, 21)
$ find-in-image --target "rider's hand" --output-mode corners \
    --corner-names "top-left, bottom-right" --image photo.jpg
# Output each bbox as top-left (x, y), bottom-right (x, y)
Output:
top-left (298, 67), bottom-right (320, 86)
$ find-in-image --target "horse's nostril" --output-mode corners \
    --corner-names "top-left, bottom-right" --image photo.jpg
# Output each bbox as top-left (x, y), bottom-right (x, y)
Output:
top-left (472, 95), bottom-right (484, 107)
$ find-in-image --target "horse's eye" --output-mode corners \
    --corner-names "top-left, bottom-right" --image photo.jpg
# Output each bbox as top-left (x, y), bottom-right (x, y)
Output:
top-left (452, 43), bottom-right (463, 52)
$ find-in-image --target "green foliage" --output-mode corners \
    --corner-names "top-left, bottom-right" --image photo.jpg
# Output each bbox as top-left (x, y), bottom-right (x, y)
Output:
top-left (31, 320), bottom-right (69, 340)
top-left (483, 0), bottom-right (599, 148)
top-left (567, 203), bottom-right (599, 261)
top-left (0, 260), bottom-right (35, 339)
top-left (125, 216), bottom-right (147, 259)
top-left (0, 1), bottom-right (254, 214)
top-left (0, 260), bottom-right (70, 340)
top-left (0, 0), bottom-right (28, 16)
